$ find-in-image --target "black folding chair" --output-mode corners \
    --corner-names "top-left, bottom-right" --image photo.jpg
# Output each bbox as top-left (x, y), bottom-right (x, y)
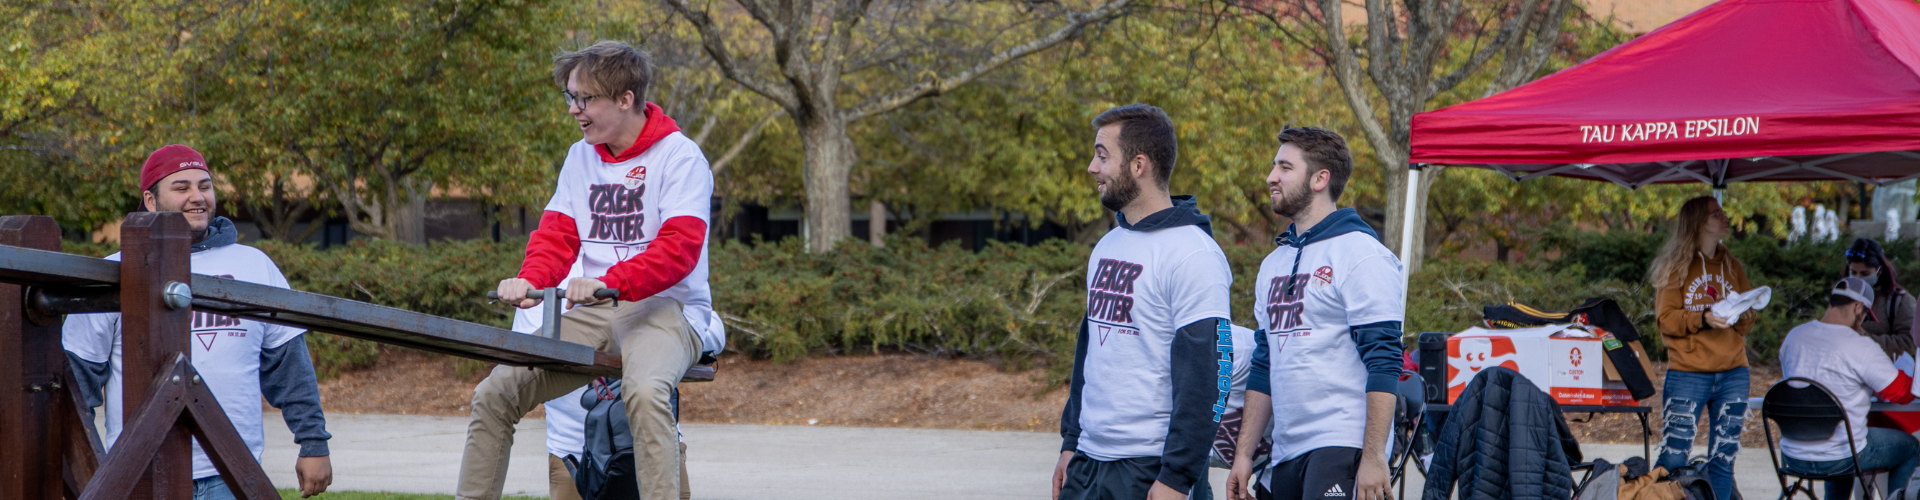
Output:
top-left (1390, 370), bottom-right (1428, 500)
top-left (1762, 377), bottom-right (1887, 500)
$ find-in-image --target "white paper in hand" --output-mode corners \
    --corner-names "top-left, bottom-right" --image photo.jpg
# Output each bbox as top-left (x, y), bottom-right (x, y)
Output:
top-left (1709, 286), bottom-right (1772, 325)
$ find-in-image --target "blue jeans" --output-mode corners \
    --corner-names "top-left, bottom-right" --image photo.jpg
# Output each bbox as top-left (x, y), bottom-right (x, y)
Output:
top-left (1783, 427), bottom-right (1920, 499)
top-left (1656, 367), bottom-right (1749, 500)
top-left (192, 476), bottom-right (236, 500)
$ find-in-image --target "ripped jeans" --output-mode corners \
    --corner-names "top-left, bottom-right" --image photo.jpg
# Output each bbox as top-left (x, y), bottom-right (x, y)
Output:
top-left (1656, 366), bottom-right (1749, 500)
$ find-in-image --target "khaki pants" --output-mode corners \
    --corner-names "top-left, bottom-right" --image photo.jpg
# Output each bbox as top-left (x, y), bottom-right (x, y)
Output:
top-left (457, 297), bottom-right (702, 500)
top-left (548, 454), bottom-right (584, 500)
top-left (549, 444), bottom-right (691, 500)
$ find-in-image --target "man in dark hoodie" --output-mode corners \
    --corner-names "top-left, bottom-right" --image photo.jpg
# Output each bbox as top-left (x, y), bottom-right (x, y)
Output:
top-left (1226, 127), bottom-right (1403, 500)
top-left (1053, 104), bottom-right (1233, 500)
top-left (65, 144), bottom-right (333, 499)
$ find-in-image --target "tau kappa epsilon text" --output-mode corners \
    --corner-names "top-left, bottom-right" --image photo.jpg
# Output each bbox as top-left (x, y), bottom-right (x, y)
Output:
top-left (1579, 116), bottom-right (1760, 144)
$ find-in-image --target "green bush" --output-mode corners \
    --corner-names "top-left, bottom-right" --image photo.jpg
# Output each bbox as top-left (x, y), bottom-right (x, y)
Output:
top-left (1407, 256), bottom-right (1664, 354)
top-left (714, 236), bottom-right (1088, 366)
top-left (1541, 231), bottom-right (1920, 363)
top-left (62, 229), bottom-right (1913, 380)
top-left (1541, 229), bottom-right (1665, 284)
top-left (255, 238), bottom-right (523, 378)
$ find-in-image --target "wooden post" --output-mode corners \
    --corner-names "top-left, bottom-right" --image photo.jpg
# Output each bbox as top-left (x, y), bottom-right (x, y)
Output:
top-left (116, 213), bottom-right (194, 500)
top-left (0, 216), bottom-right (66, 500)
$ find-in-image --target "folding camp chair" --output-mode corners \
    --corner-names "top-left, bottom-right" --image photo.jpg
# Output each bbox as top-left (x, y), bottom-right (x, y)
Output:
top-left (1763, 377), bottom-right (1888, 500)
top-left (1391, 370), bottom-right (1428, 500)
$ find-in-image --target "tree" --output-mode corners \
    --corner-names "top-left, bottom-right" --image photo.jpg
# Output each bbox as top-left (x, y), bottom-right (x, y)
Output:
top-left (660, 0), bottom-right (1137, 252)
top-left (849, 5), bottom-right (1364, 246)
top-left (1, 0), bottom-right (260, 232)
top-left (596, 5), bottom-right (791, 241)
top-left (183, 0), bottom-right (572, 243)
top-left (1231, 0), bottom-right (1575, 271)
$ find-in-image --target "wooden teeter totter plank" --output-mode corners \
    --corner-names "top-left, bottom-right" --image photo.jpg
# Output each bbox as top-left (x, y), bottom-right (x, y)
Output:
top-left (190, 275), bottom-right (621, 376)
top-left (0, 242), bottom-right (621, 377)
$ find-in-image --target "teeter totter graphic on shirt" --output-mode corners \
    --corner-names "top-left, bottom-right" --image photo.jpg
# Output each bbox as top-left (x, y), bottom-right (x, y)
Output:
top-left (0, 213), bottom-right (704, 500)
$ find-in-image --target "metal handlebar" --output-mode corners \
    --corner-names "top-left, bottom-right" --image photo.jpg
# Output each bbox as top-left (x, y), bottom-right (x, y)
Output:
top-left (485, 287), bottom-right (620, 340)
top-left (486, 288), bottom-right (619, 301)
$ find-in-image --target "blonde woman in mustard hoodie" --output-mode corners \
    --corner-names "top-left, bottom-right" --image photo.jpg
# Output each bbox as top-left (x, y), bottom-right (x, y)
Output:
top-left (1647, 195), bottom-right (1755, 500)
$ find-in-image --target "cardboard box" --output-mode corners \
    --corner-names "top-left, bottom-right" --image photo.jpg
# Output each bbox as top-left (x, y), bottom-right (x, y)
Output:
top-left (1447, 324), bottom-right (1634, 406)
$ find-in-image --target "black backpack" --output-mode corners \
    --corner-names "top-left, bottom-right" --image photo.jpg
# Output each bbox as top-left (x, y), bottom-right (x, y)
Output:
top-left (566, 377), bottom-right (639, 500)
top-left (1481, 297), bottom-right (1658, 401)
top-left (563, 377), bottom-right (684, 500)
top-left (1664, 464), bottom-right (1718, 500)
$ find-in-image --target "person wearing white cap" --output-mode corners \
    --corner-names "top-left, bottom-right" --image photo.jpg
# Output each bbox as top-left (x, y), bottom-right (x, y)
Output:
top-left (1777, 276), bottom-right (1919, 500)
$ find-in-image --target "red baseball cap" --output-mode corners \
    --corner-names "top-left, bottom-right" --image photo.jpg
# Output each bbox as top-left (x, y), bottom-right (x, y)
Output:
top-left (139, 145), bottom-right (210, 190)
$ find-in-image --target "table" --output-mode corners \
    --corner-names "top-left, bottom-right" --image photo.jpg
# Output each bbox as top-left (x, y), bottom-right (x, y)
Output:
top-left (1746, 397), bottom-right (1920, 412)
top-left (1427, 404), bottom-right (1655, 460)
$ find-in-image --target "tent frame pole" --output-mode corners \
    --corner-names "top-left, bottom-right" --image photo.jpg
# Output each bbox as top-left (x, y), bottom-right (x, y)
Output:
top-left (1401, 164), bottom-right (1424, 303)
top-left (1711, 159), bottom-right (1730, 203)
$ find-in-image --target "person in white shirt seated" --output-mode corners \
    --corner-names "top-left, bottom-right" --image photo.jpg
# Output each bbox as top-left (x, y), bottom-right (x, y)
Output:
top-left (1778, 276), bottom-right (1919, 499)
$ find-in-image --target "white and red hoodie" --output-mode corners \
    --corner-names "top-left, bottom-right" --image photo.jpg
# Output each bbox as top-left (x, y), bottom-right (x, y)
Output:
top-left (519, 102), bottom-right (722, 354)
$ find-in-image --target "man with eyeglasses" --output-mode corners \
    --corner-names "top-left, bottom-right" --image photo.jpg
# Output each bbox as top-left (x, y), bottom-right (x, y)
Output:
top-left (456, 40), bottom-right (721, 500)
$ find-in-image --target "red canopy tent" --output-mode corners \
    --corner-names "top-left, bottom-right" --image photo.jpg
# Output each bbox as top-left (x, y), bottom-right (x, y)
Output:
top-left (1401, 0), bottom-right (1920, 258)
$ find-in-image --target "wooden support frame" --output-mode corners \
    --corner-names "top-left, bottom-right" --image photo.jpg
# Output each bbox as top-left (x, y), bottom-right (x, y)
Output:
top-left (118, 212), bottom-right (197, 499)
top-left (0, 214), bottom-right (279, 500)
top-left (77, 355), bottom-right (277, 500)
top-left (0, 207), bottom-right (651, 499)
top-left (0, 216), bottom-right (72, 500)
top-left (63, 370), bottom-right (105, 500)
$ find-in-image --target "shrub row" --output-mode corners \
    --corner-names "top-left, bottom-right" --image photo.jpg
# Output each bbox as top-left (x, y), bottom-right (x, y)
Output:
top-left (1541, 230), bottom-right (1920, 362)
top-left (62, 230), bottom-right (1899, 380)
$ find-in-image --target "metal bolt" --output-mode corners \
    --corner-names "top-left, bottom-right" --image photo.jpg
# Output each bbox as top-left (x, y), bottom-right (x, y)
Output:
top-left (28, 384), bottom-right (42, 392)
top-left (163, 282), bottom-right (192, 310)
top-left (191, 375), bottom-right (202, 385)
top-left (50, 382), bottom-right (60, 389)
top-left (171, 375), bottom-right (181, 385)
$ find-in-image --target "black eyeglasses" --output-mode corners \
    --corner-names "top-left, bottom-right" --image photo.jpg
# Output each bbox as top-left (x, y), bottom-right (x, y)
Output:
top-left (561, 90), bottom-right (603, 109)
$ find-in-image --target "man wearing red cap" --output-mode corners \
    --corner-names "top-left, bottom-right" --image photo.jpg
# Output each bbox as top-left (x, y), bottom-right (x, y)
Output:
top-left (64, 144), bottom-right (335, 499)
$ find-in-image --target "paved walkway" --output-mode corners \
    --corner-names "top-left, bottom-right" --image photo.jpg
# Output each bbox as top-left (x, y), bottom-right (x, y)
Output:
top-left (252, 412), bottom-right (1823, 499)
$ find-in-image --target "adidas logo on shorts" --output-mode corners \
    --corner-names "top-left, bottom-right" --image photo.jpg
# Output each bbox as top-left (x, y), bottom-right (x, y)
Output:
top-left (1324, 484), bottom-right (1347, 497)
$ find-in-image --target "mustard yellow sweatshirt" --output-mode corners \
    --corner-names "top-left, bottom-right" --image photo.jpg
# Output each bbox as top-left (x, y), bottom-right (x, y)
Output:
top-left (1654, 243), bottom-right (1755, 373)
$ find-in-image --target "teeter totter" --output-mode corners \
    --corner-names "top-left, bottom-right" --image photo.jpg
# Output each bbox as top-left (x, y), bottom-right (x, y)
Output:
top-left (0, 212), bottom-right (652, 500)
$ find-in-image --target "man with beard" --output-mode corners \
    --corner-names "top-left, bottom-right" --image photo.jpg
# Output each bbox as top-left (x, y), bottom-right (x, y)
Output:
top-left (1225, 127), bottom-right (1402, 500)
top-left (1053, 104), bottom-right (1232, 500)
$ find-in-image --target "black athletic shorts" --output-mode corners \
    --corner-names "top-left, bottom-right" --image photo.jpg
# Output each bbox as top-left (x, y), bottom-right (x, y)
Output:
top-left (1059, 452), bottom-right (1213, 500)
top-left (1257, 446), bottom-right (1360, 500)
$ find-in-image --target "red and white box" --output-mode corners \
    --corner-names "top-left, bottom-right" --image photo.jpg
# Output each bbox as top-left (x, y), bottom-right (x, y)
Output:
top-left (1446, 324), bottom-right (1633, 406)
